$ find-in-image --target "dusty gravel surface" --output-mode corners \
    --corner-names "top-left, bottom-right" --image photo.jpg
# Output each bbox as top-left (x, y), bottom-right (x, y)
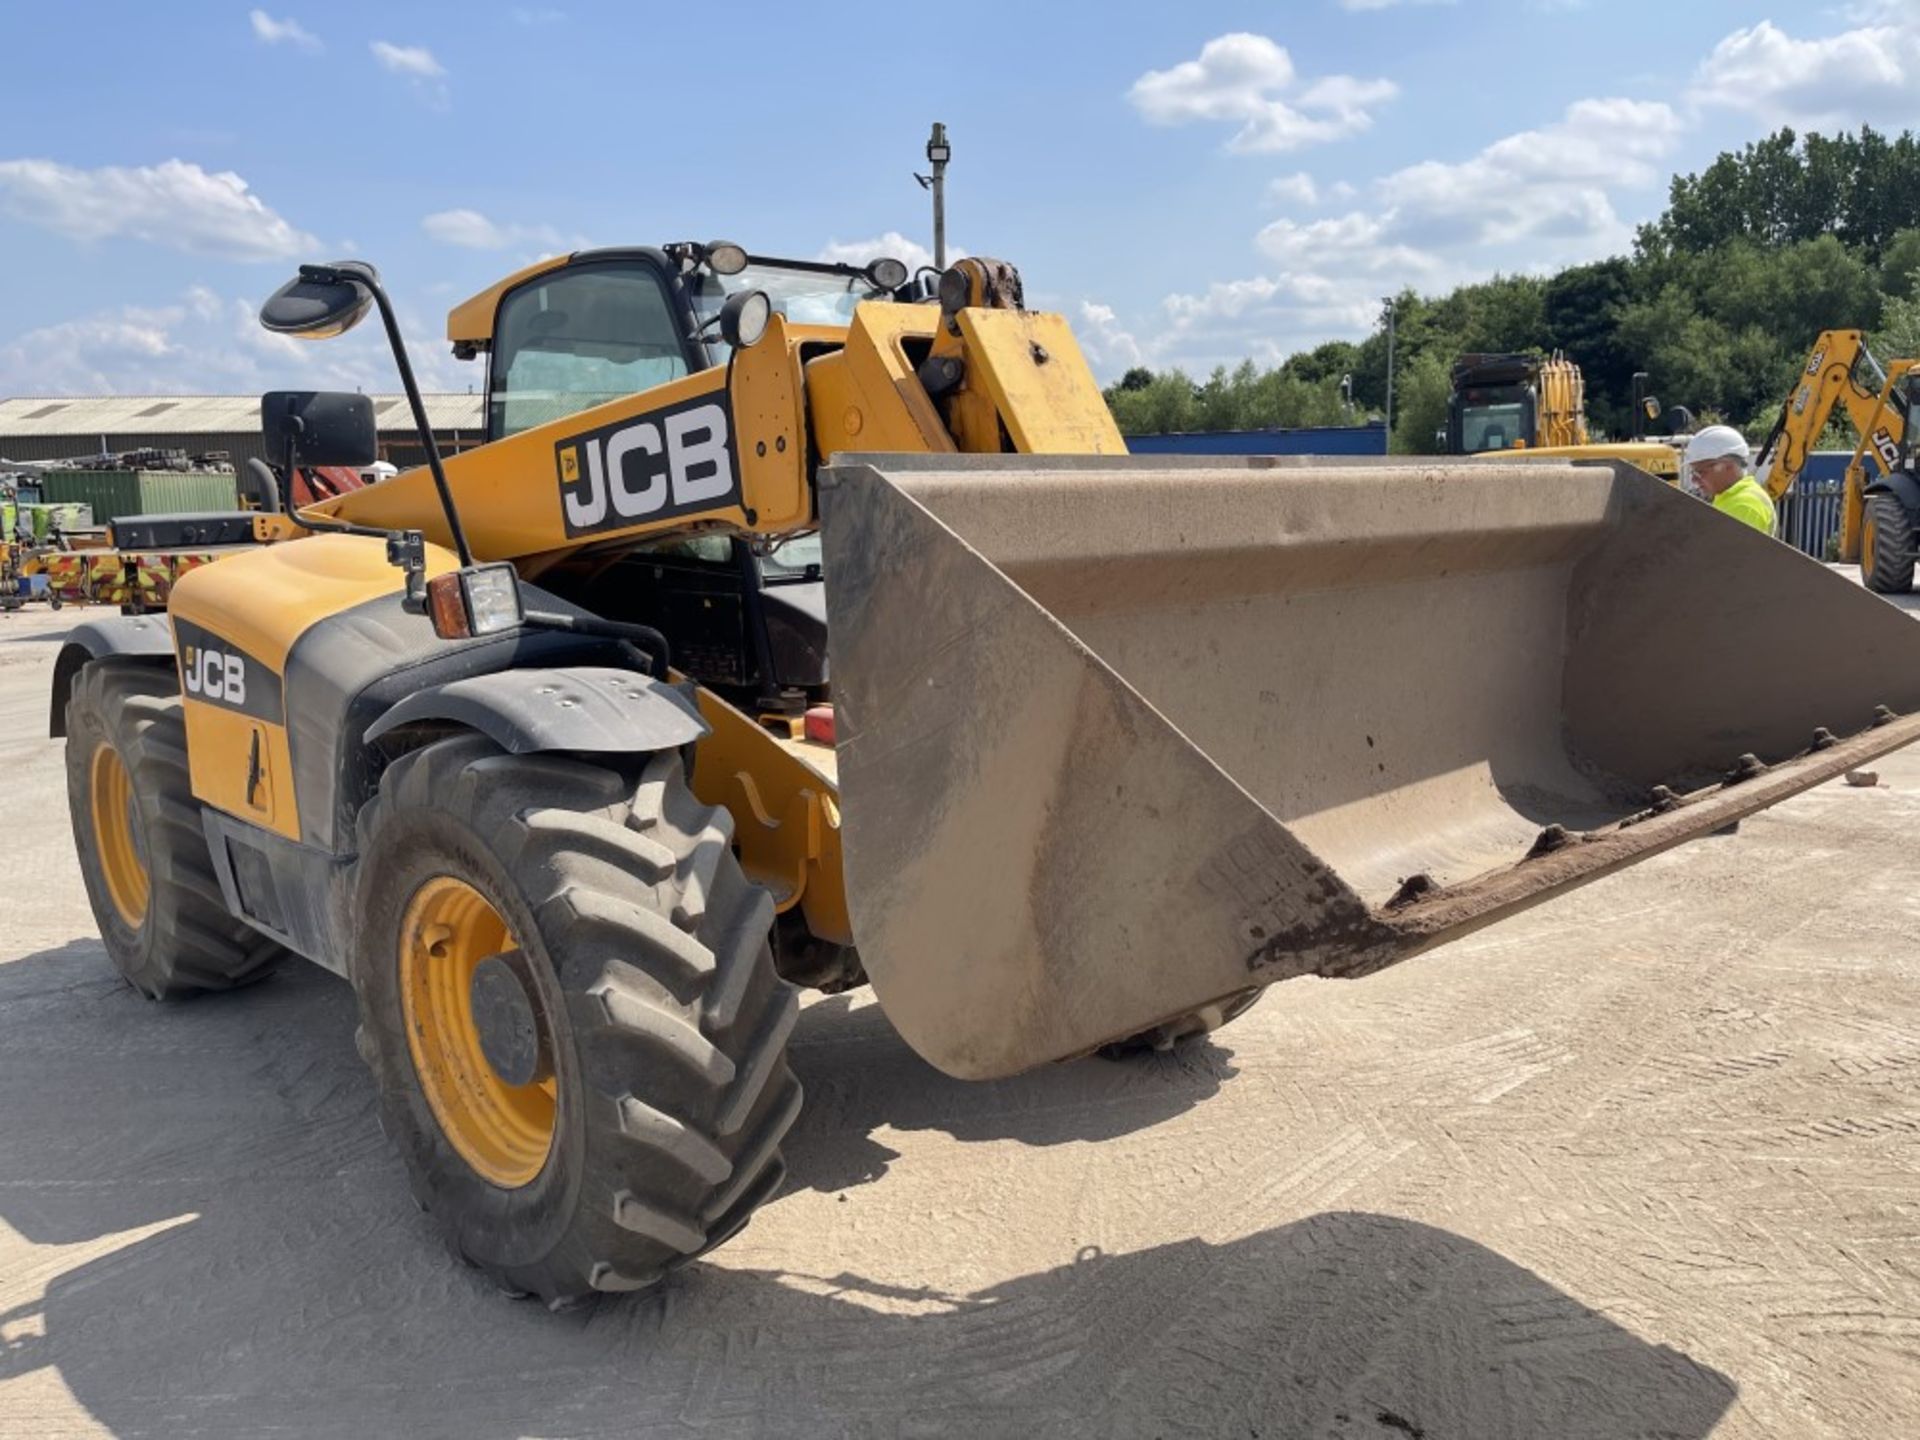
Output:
top-left (2, 597), bottom-right (1917, 1439)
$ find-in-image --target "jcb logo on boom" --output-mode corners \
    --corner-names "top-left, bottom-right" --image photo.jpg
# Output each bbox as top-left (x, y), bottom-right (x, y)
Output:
top-left (183, 646), bottom-right (247, 706)
top-left (555, 396), bottom-right (739, 538)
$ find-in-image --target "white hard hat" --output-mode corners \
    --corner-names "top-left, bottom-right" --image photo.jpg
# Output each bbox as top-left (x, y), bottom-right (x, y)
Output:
top-left (1683, 424), bottom-right (1750, 470)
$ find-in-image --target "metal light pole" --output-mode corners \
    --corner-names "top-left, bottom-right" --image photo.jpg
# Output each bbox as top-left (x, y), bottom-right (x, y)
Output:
top-left (1382, 296), bottom-right (1396, 440)
top-left (925, 122), bottom-right (951, 270)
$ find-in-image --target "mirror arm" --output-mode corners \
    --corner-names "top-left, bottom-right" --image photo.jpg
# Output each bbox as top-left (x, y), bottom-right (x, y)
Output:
top-left (361, 282), bottom-right (474, 568)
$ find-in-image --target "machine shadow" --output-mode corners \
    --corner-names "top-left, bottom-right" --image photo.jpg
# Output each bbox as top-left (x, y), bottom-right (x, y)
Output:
top-left (8, 1199), bottom-right (1737, 1438)
top-left (0, 944), bottom-right (1736, 1438)
top-left (781, 991), bottom-right (1240, 1196)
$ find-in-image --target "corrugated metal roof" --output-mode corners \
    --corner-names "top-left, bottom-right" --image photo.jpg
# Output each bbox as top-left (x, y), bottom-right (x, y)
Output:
top-left (0, 393), bottom-right (485, 436)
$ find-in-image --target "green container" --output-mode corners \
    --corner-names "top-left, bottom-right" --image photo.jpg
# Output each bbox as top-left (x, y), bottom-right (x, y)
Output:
top-left (23, 502), bottom-right (92, 539)
top-left (40, 468), bottom-right (238, 522)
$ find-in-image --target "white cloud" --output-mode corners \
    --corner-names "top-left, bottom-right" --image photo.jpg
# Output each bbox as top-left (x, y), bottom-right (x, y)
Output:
top-left (1076, 301), bottom-right (1143, 373)
top-left (1142, 96), bottom-right (1679, 373)
top-left (0, 288), bottom-right (466, 398)
top-left (1377, 97), bottom-right (1680, 252)
top-left (1151, 268), bottom-right (1386, 372)
top-left (421, 208), bottom-right (572, 252)
top-left (815, 231), bottom-right (952, 274)
top-left (1255, 213), bottom-right (1445, 278)
top-left (371, 40), bottom-right (450, 106)
top-left (249, 10), bottom-right (320, 49)
top-left (371, 40), bottom-right (445, 78)
top-left (1691, 15), bottom-right (1920, 128)
top-left (1127, 33), bottom-right (1396, 153)
top-left (0, 158), bottom-right (317, 261)
top-left (1268, 172), bottom-right (1319, 206)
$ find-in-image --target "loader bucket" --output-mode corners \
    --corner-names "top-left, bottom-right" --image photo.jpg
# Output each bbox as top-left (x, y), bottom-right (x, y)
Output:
top-left (818, 455), bottom-right (1920, 1079)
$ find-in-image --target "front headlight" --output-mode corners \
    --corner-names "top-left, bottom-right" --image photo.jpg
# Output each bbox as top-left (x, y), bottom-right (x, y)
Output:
top-left (461, 563), bottom-right (525, 636)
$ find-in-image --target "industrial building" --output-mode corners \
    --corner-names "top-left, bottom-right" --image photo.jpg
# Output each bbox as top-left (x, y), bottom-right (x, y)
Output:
top-left (0, 393), bottom-right (485, 472)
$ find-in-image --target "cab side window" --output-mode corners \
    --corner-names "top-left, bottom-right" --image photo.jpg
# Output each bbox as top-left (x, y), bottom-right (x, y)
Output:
top-left (489, 263), bottom-right (689, 440)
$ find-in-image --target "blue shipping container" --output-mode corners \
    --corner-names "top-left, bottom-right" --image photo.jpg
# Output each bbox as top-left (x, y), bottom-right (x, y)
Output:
top-left (1126, 424), bottom-right (1388, 457)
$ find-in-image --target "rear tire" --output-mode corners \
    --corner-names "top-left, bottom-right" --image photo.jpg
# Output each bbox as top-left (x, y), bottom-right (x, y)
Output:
top-left (1862, 491), bottom-right (1917, 595)
top-left (1100, 988), bottom-right (1265, 1058)
top-left (351, 735), bottom-right (801, 1305)
top-left (63, 661), bottom-right (281, 999)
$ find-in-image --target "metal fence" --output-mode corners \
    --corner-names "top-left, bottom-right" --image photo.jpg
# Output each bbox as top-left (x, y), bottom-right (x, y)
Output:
top-left (1776, 478), bottom-right (1846, 560)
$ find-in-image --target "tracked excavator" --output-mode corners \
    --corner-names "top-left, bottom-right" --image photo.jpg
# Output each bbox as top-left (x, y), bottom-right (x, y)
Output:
top-left (1449, 351), bottom-right (1685, 479)
top-left (50, 243), bottom-right (1920, 1304)
top-left (1754, 329), bottom-right (1917, 591)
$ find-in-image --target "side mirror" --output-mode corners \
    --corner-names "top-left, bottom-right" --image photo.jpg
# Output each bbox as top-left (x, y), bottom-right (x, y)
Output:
top-left (259, 262), bottom-right (378, 340)
top-left (261, 391), bottom-right (379, 469)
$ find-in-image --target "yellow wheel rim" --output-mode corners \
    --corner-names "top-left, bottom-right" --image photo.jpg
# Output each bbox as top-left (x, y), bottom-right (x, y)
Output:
top-left (1863, 512), bottom-right (1878, 583)
top-left (89, 743), bottom-right (149, 928)
top-left (398, 876), bottom-right (556, 1188)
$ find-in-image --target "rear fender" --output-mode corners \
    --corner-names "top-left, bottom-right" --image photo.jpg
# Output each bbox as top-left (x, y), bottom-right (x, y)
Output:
top-left (49, 615), bottom-right (176, 737)
top-left (362, 666), bottom-right (708, 756)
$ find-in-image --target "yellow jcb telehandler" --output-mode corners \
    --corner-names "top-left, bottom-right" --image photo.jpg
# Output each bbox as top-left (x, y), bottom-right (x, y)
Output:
top-left (50, 243), bottom-right (1920, 1304)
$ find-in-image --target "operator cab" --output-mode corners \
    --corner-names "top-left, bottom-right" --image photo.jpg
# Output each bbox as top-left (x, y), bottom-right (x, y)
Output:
top-left (469, 244), bottom-right (916, 444)
top-left (452, 243), bottom-right (910, 717)
top-left (1447, 354), bottom-right (1540, 455)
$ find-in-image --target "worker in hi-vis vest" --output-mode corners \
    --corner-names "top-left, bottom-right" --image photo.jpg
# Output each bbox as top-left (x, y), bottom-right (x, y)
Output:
top-left (1684, 425), bottom-right (1776, 536)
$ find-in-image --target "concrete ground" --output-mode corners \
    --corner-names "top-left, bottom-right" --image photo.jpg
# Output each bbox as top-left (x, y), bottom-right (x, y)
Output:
top-left (1, 593), bottom-right (1916, 1440)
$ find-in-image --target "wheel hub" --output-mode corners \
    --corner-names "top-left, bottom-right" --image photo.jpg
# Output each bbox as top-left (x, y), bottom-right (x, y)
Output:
top-left (469, 950), bottom-right (551, 1088)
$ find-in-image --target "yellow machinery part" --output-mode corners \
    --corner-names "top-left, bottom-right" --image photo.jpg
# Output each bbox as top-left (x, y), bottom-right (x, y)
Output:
top-left (804, 304), bottom-right (959, 458)
top-left (688, 688), bottom-right (849, 946)
top-left (1756, 331), bottom-right (1915, 563)
top-left (1473, 440), bottom-right (1681, 481)
top-left (955, 309), bottom-right (1126, 455)
top-left (1534, 355), bottom-right (1590, 449)
top-left (168, 532), bottom-right (461, 838)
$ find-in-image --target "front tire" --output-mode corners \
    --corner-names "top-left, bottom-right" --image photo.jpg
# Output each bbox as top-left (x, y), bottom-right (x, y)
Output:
top-left (63, 661), bottom-right (281, 999)
top-left (1862, 491), bottom-right (1917, 595)
top-left (351, 735), bottom-right (801, 1305)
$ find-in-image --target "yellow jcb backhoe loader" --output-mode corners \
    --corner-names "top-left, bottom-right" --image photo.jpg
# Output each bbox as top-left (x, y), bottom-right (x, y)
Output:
top-left (1754, 329), bottom-right (1917, 591)
top-left (49, 243), bottom-right (1920, 1305)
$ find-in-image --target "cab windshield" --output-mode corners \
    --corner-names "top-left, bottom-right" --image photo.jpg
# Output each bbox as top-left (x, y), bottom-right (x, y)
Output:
top-left (1459, 402), bottom-right (1528, 453)
top-left (687, 259), bottom-right (900, 358)
top-left (760, 532), bottom-right (822, 584)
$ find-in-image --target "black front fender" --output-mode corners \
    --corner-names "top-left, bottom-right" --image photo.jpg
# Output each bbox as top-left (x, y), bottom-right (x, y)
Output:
top-left (49, 615), bottom-right (176, 737)
top-left (363, 666), bottom-right (708, 756)
top-left (1863, 469), bottom-right (1920, 516)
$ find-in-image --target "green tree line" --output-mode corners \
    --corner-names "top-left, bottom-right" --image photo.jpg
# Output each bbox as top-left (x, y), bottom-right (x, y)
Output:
top-left (1105, 127), bottom-right (1920, 455)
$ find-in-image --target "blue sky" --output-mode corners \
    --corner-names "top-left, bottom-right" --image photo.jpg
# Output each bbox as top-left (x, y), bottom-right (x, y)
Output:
top-left (0, 1), bottom-right (1914, 396)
